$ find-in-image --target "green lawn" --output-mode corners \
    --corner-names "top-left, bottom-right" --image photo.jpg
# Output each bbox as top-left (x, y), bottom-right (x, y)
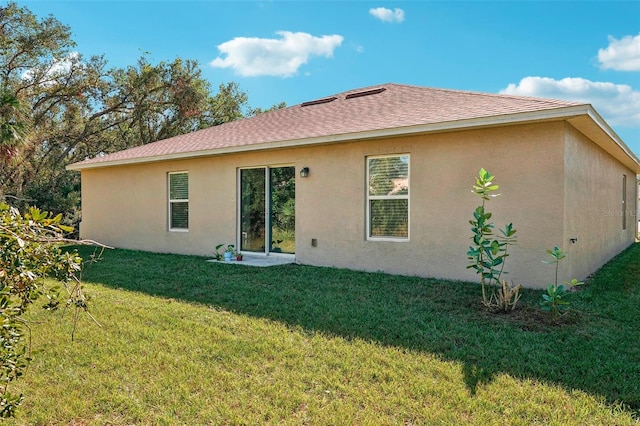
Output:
top-left (7, 243), bottom-right (640, 425)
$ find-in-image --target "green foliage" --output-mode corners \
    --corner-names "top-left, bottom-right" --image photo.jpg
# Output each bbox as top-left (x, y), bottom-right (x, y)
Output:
top-left (248, 101), bottom-right (287, 116)
top-left (0, 202), bottom-right (98, 417)
top-left (213, 243), bottom-right (225, 260)
top-left (467, 168), bottom-right (518, 309)
top-left (0, 92), bottom-right (27, 162)
top-left (239, 167), bottom-right (296, 254)
top-left (540, 246), bottom-right (584, 316)
top-left (213, 243), bottom-right (237, 260)
top-left (471, 167), bottom-right (500, 201)
top-left (270, 167), bottom-right (296, 234)
top-left (0, 2), bottom-right (273, 224)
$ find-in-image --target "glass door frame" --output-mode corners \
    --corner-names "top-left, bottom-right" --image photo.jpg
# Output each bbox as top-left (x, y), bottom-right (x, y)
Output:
top-left (237, 165), bottom-right (296, 257)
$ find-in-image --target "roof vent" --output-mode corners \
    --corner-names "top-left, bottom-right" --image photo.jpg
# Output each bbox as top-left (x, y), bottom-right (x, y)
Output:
top-left (345, 87), bottom-right (386, 99)
top-left (301, 96), bottom-right (337, 107)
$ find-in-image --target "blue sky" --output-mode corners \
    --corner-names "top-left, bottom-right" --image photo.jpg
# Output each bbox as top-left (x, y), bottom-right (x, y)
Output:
top-left (20, 0), bottom-right (640, 156)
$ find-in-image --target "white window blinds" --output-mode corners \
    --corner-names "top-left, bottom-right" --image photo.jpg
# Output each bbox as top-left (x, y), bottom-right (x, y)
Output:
top-left (169, 172), bottom-right (189, 230)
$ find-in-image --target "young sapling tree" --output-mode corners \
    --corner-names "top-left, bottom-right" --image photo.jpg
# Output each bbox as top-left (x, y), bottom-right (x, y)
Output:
top-left (467, 168), bottom-right (519, 310)
top-left (540, 246), bottom-right (584, 316)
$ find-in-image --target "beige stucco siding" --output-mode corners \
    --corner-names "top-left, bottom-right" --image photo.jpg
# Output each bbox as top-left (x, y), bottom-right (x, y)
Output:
top-left (80, 150), bottom-right (303, 255)
top-left (296, 122), bottom-right (567, 288)
top-left (562, 124), bottom-right (637, 284)
top-left (80, 121), bottom-right (575, 288)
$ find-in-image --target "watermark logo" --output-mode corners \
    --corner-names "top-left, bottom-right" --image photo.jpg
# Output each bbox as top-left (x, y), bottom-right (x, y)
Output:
top-left (604, 210), bottom-right (638, 217)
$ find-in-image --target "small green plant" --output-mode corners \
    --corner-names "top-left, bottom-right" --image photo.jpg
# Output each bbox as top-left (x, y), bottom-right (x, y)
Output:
top-left (467, 168), bottom-right (518, 309)
top-left (213, 244), bottom-right (225, 261)
top-left (540, 246), bottom-right (584, 316)
top-left (271, 239), bottom-right (283, 253)
top-left (214, 244), bottom-right (236, 261)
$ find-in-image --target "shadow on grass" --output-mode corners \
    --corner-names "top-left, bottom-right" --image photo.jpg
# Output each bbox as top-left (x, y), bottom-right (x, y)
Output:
top-left (75, 243), bottom-right (640, 416)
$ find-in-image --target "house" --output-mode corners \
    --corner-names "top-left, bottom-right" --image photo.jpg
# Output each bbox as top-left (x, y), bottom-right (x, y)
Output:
top-left (67, 83), bottom-right (640, 288)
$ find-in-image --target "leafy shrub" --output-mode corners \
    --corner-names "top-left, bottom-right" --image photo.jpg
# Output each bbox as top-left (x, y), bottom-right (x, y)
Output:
top-left (0, 202), bottom-right (100, 417)
top-left (540, 246), bottom-right (583, 316)
top-left (467, 168), bottom-right (519, 310)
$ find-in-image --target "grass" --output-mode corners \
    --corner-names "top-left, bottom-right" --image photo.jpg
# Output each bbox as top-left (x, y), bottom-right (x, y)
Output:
top-left (6, 243), bottom-right (640, 425)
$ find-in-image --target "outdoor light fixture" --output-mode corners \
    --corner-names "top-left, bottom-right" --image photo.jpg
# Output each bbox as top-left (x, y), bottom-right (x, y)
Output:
top-left (300, 167), bottom-right (310, 178)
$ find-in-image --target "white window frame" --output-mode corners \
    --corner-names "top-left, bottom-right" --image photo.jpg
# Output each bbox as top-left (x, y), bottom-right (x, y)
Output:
top-left (168, 171), bottom-right (189, 232)
top-left (622, 174), bottom-right (627, 231)
top-left (237, 164), bottom-right (296, 256)
top-left (366, 154), bottom-right (410, 241)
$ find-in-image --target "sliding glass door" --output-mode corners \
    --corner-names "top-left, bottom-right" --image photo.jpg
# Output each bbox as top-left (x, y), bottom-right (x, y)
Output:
top-left (240, 168), bottom-right (266, 252)
top-left (240, 166), bottom-right (295, 254)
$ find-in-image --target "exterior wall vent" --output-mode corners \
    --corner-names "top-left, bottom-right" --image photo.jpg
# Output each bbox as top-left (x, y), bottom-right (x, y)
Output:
top-left (301, 97), bottom-right (337, 107)
top-left (345, 87), bottom-right (386, 99)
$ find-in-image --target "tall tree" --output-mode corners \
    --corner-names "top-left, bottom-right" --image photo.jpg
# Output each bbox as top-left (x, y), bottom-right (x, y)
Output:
top-left (248, 101), bottom-right (287, 117)
top-left (0, 2), bottom-right (261, 224)
top-left (0, 91), bottom-right (27, 162)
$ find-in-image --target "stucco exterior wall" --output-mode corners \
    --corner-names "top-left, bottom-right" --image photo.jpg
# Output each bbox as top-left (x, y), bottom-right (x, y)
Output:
top-left (80, 149), bottom-right (304, 255)
top-left (562, 124), bottom-right (637, 284)
top-left (80, 121), bottom-right (591, 288)
top-left (295, 122), bottom-right (567, 288)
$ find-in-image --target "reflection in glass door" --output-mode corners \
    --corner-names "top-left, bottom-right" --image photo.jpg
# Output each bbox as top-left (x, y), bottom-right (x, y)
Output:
top-left (240, 168), bottom-right (266, 252)
top-left (269, 167), bottom-right (295, 254)
top-left (240, 167), bottom-right (295, 254)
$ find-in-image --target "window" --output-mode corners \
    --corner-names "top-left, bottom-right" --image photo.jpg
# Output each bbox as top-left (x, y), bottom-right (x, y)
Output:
top-left (367, 154), bottom-right (409, 240)
top-left (168, 172), bottom-right (189, 231)
top-left (622, 174), bottom-right (627, 230)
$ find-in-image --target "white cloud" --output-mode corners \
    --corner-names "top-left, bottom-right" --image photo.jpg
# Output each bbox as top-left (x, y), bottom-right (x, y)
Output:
top-left (22, 52), bottom-right (80, 83)
top-left (500, 76), bottom-right (640, 127)
top-left (369, 7), bottom-right (405, 23)
top-left (598, 34), bottom-right (640, 71)
top-left (210, 31), bottom-right (344, 78)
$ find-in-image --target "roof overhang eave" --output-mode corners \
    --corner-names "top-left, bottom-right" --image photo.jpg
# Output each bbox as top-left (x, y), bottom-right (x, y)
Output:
top-left (566, 106), bottom-right (640, 174)
top-left (67, 104), bottom-right (640, 173)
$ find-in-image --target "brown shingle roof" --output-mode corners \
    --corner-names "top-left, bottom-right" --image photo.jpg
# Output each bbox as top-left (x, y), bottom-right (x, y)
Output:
top-left (66, 83), bottom-right (597, 169)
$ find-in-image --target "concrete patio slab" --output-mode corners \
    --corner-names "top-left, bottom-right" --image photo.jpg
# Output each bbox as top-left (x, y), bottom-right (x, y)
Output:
top-left (207, 254), bottom-right (296, 267)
